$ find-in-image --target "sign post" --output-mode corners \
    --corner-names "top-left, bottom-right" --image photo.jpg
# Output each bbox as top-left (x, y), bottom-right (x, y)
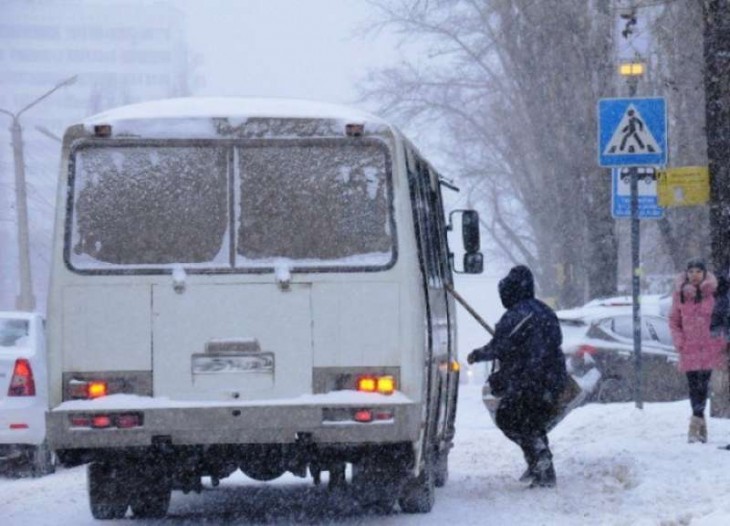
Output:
top-left (598, 96), bottom-right (667, 409)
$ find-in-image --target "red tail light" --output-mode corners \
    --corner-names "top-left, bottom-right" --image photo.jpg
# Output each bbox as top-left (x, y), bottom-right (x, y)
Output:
top-left (577, 344), bottom-right (598, 358)
top-left (353, 409), bottom-right (373, 423)
top-left (91, 415), bottom-right (112, 428)
top-left (8, 358), bottom-right (35, 396)
top-left (69, 412), bottom-right (143, 429)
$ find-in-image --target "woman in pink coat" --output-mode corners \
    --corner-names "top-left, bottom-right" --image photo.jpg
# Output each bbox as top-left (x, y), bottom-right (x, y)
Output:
top-left (669, 258), bottom-right (727, 443)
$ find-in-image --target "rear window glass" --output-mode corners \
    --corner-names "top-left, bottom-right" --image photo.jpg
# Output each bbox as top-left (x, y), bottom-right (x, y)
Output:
top-left (70, 145), bottom-right (229, 268)
top-left (237, 142), bottom-right (392, 266)
top-left (0, 319), bottom-right (30, 347)
top-left (67, 139), bottom-right (395, 273)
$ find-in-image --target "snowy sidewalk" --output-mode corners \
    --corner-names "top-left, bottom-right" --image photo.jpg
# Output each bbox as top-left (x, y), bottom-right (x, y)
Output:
top-left (2, 384), bottom-right (730, 525)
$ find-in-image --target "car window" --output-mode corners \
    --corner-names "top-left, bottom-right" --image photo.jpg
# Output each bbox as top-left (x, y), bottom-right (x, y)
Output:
top-left (0, 318), bottom-right (30, 347)
top-left (646, 317), bottom-right (673, 347)
top-left (611, 315), bottom-right (652, 340)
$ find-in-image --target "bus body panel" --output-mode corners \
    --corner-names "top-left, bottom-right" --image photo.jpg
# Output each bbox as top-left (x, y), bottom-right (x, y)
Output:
top-left (62, 284), bottom-right (152, 372)
top-left (311, 281), bottom-right (401, 368)
top-left (152, 282), bottom-right (312, 400)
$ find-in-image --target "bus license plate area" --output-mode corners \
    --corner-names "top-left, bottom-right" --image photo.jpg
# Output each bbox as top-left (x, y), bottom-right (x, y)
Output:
top-left (191, 353), bottom-right (275, 374)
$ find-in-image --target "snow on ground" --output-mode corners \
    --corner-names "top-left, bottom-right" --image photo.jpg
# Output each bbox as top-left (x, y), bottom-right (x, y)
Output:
top-left (3, 383), bottom-right (730, 525)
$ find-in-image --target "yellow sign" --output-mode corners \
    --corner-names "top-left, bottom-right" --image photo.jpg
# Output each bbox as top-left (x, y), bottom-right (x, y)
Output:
top-left (657, 166), bottom-right (710, 207)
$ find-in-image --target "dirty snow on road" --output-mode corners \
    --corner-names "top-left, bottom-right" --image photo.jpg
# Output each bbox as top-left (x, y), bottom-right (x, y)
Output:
top-left (2, 383), bottom-right (730, 525)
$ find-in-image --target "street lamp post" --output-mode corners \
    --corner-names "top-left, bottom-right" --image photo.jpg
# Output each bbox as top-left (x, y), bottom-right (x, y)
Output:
top-left (619, 61), bottom-right (645, 409)
top-left (0, 74), bottom-right (77, 312)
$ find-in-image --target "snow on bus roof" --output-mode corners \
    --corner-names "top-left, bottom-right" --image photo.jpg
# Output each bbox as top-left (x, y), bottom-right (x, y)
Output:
top-left (81, 97), bottom-right (389, 138)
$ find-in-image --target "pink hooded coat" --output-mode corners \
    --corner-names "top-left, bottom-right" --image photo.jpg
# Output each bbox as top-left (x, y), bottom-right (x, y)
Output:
top-left (668, 271), bottom-right (727, 372)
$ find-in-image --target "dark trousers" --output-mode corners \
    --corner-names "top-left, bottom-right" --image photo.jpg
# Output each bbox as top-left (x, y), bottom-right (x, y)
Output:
top-left (686, 370), bottom-right (712, 418)
top-left (495, 394), bottom-right (556, 477)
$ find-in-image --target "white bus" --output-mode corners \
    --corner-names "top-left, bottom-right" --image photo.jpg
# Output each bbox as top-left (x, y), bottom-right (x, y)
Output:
top-left (45, 98), bottom-right (483, 519)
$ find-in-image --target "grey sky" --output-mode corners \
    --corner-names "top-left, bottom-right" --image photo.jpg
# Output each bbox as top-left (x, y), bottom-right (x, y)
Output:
top-left (181, 0), bottom-right (401, 105)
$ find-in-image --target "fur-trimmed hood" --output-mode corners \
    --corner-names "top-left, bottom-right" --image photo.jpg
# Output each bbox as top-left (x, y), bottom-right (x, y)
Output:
top-left (674, 270), bottom-right (717, 303)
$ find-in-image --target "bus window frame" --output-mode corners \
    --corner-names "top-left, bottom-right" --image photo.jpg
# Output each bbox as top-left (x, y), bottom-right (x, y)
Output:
top-left (63, 137), bottom-right (399, 276)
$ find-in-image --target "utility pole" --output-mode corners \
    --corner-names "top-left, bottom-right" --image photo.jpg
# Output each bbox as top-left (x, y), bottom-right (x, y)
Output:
top-left (623, 66), bottom-right (644, 410)
top-left (704, 0), bottom-right (730, 275)
top-left (0, 74), bottom-right (77, 312)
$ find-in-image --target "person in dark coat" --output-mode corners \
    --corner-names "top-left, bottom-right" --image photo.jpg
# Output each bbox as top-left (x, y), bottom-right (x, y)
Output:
top-left (467, 265), bottom-right (568, 488)
top-left (711, 273), bottom-right (730, 340)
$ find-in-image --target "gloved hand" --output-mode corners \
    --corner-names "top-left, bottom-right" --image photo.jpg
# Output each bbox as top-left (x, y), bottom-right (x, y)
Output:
top-left (467, 349), bottom-right (480, 364)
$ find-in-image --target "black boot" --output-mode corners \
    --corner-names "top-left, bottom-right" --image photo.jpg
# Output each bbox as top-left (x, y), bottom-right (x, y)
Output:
top-left (529, 461), bottom-right (556, 488)
top-left (518, 440), bottom-right (537, 483)
top-left (528, 438), bottom-right (556, 488)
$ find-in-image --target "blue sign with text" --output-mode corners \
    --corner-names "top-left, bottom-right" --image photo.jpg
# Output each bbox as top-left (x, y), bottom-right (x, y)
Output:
top-left (611, 168), bottom-right (664, 219)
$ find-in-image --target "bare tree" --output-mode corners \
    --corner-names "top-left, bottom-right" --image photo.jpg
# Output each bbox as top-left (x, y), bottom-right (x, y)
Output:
top-left (651, 0), bottom-right (711, 272)
top-left (362, 0), bottom-right (616, 307)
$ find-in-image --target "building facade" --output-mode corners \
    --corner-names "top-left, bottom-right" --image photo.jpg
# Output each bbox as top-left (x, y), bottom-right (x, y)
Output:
top-left (0, 0), bottom-right (191, 312)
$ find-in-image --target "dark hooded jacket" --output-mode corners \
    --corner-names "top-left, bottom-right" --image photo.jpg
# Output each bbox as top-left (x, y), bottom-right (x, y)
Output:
top-left (711, 275), bottom-right (730, 337)
top-left (470, 265), bottom-right (568, 400)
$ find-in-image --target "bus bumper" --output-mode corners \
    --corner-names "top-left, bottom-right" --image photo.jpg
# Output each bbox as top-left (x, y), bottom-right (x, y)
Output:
top-left (47, 401), bottom-right (421, 450)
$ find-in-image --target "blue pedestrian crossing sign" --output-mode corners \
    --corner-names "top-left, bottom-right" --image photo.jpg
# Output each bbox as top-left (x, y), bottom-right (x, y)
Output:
top-left (598, 97), bottom-right (667, 167)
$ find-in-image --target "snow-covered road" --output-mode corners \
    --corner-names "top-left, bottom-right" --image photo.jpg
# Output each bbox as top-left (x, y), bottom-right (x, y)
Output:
top-left (3, 383), bottom-right (730, 525)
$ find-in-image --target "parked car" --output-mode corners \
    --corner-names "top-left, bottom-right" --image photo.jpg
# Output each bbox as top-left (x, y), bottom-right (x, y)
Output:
top-left (558, 301), bottom-right (686, 403)
top-left (0, 311), bottom-right (55, 476)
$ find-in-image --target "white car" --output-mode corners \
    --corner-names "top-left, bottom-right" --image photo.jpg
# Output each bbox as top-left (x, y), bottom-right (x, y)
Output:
top-left (0, 311), bottom-right (55, 476)
top-left (558, 299), bottom-right (685, 403)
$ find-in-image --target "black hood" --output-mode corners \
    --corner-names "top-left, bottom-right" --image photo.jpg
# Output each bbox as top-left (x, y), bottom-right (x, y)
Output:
top-left (498, 265), bottom-right (535, 309)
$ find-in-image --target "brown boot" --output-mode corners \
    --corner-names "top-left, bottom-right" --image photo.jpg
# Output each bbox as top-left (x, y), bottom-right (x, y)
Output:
top-left (699, 417), bottom-right (708, 443)
top-left (688, 416), bottom-right (704, 443)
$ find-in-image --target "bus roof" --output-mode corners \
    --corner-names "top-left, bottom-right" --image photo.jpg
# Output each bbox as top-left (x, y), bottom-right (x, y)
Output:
top-left (81, 97), bottom-right (390, 139)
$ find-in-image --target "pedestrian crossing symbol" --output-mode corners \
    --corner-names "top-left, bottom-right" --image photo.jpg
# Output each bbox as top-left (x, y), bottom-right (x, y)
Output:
top-left (598, 97), bottom-right (667, 167)
top-left (604, 105), bottom-right (661, 155)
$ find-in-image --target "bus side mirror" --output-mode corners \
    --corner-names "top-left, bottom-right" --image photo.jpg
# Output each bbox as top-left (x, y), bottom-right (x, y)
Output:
top-left (463, 252), bottom-right (484, 274)
top-left (448, 209), bottom-right (484, 274)
top-left (461, 210), bottom-right (480, 253)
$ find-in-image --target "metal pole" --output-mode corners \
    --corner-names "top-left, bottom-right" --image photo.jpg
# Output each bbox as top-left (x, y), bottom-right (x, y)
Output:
top-left (630, 166), bottom-right (643, 409)
top-left (9, 117), bottom-right (35, 311)
top-left (628, 79), bottom-right (643, 409)
top-left (0, 75), bottom-right (76, 312)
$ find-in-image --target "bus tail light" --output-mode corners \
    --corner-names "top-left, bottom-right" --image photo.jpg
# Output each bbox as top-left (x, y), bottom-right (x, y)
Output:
top-left (8, 359), bottom-right (35, 397)
top-left (356, 376), bottom-right (377, 393)
top-left (92, 415), bottom-right (112, 428)
top-left (94, 124), bottom-right (112, 137)
top-left (353, 409), bottom-right (373, 423)
top-left (116, 413), bottom-right (142, 429)
top-left (69, 412), bottom-right (143, 429)
top-left (69, 380), bottom-right (108, 399)
top-left (345, 123), bottom-right (364, 136)
top-left (356, 375), bottom-right (396, 395)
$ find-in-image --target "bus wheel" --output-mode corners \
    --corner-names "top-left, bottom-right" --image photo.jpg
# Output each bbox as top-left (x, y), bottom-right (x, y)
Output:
top-left (88, 462), bottom-right (129, 520)
top-left (130, 467), bottom-right (172, 518)
top-left (433, 447), bottom-right (449, 487)
top-left (399, 461), bottom-right (435, 513)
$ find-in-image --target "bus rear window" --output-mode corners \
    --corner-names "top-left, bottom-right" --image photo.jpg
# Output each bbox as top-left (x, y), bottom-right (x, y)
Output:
top-left (70, 146), bottom-right (229, 268)
top-left (237, 142), bottom-right (393, 267)
top-left (67, 140), bottom-right (394, 272)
